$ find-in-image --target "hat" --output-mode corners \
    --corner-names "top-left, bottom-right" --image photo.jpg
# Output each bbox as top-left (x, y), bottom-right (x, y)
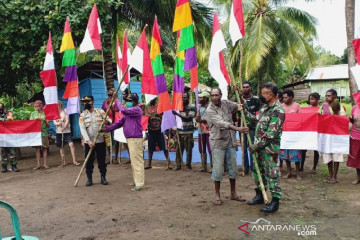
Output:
top-left (81, 96), bottom-right (94, 101)
top-left (198, 91), bottom-right (210, 98)
top-left (126, 93), bottom-right (139, 103)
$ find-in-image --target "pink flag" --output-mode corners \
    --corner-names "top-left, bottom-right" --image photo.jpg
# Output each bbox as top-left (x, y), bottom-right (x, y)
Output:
top-left (208, 12), bottom-right (231, 100)
top-left (39, 33), bottom-right (60, 121)
top-left (229, 0), bottom-right (245, 46)
top-left (130, 28), bottom-right (157, 103)
top-left (80, 3), bottom-right (102, 52)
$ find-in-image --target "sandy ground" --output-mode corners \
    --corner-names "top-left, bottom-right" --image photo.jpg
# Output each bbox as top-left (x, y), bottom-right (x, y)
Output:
top-left (1, 142), bottom-right (360, 240)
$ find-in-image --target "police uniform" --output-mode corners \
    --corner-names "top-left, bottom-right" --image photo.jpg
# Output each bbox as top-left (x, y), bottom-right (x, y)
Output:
top-left (79, 96), bottom-right (111, 186)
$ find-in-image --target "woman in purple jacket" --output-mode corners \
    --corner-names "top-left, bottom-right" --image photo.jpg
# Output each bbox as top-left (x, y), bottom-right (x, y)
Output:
top-left (106, 93), bottom-right (144, 191)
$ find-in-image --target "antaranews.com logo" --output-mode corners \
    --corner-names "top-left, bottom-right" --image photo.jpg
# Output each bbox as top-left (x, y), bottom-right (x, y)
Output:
top-left (238, 218), bottom-right (317, 237)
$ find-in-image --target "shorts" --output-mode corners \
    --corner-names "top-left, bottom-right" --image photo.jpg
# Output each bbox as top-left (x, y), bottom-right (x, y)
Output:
top-left (211, 147), bottom-right (238, 182)
top-left (56, 133), bottom-right (73, 148)
top-left (279, 149), bottom-right (302, 162)
top-left (323, 153), bottom-right (343, 164)
top-left (148, 130), bottom-right (166, 152)
top-left (34, 137), bottom-right (49, 149)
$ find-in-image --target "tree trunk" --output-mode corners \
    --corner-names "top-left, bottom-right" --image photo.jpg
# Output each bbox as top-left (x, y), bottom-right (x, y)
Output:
top-left (345, 0), bottom-right (357, 105)
top-left (257, 76), bottom-right (263, 96)
top-left (103, 34), bottom-right (114, 90)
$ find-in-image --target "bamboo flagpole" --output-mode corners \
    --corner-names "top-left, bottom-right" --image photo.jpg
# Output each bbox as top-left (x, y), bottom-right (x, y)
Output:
top-left (74, 66), bottom-right (130, 187)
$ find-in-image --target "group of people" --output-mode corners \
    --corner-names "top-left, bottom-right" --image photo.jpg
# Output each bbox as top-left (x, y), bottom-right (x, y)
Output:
top-left (1, 80), bottom-right (360, 214)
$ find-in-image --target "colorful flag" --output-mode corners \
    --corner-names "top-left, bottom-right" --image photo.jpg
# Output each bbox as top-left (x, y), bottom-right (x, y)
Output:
top-left (229, 0), bottom-right (245, 46)
top-left (80, 3), bottom-right (102, 53)
top-left (172, 32), bottom-right (185, 111)
top-left (117, 33), bottom-right (131, 91)
top-left (60, 18), bottom-right (80, 114)
top-left (39, 33), bottom-right (60, 120)
top-left (280, 113), bottom-right (349, 154)
top-left (150, 17), bottom-right (172, 114)
top-left (130, 28), bottom-right (157, 103)
top-left (0, 120), bottom-right (42, 147)
top-left (208, 12), bottom-right (231, 100)
top-left (173, 0), bottom-right (193, 32)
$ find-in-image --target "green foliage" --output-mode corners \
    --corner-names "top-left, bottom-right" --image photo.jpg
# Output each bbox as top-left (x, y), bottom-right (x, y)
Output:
top-left (11, 106), bottom-right (35, 120)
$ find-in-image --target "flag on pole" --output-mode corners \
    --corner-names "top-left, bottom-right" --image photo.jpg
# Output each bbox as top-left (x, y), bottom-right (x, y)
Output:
top-left (172, 32), bottom-right (185, 111)
top-left (130, 28), bottom-right (157, 103)
top-left (209, 12), bottom-right (231, 100)
top-left (60, 18), bottom-right (80, 114)
top-left (117, 33), bottom-right (131, 91)
top-left (80, 3), bottom-right (102, 53)
top-left (39, 33), bottom-right (60, 121)
top-left (0, 120), bottom-right (42, 147)
top-left (229, 0), bottom-right (245, 46)
top-left (280, 113), bottom-right (349, 154)
top-left (150, 16), bottom-right (172, 114)
top-left (173, 0), bottom-right (193, 32)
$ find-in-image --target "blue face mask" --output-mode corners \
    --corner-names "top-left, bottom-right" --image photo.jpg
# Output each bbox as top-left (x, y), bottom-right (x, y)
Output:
top-left (126, 102), bottom-right (133, 108)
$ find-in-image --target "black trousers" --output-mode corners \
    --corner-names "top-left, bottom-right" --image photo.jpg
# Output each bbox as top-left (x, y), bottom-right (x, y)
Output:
top-left (85, 142), bottom-right (107, 176)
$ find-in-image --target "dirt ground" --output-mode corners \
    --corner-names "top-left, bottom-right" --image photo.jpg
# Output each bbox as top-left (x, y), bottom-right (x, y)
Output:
top-left (1, 141), bottom-right (360, 240)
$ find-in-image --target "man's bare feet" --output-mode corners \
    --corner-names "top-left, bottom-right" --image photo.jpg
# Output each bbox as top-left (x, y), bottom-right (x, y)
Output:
top-left (310, 169), bottom-right (317, 174)
top-left (33, 166), bottom-right (41, 170)
top-left (213, 195), bottom-right (223, 205)
top-left (283, 173), bottom-right (292, 179)
top-left (44, 165), bottom-right (50, 169)
top-left (352, 179), bottom-right (360, 185)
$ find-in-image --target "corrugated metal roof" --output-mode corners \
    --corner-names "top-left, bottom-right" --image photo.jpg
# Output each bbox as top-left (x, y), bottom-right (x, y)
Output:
top-left (305, 64), bottom-right (349, 80)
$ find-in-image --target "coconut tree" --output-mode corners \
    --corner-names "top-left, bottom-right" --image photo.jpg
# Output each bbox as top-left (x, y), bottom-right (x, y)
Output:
top-left (212, 0), bottom-right (317, 93)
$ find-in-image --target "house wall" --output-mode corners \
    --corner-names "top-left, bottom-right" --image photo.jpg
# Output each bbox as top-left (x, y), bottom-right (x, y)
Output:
top-left (309, 80), bottom-right (350, 98)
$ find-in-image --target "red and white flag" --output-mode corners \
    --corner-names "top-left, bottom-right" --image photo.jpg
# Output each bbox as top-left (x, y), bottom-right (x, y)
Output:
top-left (0, 120), bottom-right (42, 147)
top-left (208, 12), bottom-right (231, 100)
top-left (130, 28), bottom-right (157, 103)
top-left (280, 113), bottom-right (349, 154)
top-left (39, 33), bottom-right (60, 121)
top-left (80, 3), bottom-right (102, 53)
top-left (229, 0), bottom-right (245, 46)
top-left (117, 33), bottom-right (131, 91)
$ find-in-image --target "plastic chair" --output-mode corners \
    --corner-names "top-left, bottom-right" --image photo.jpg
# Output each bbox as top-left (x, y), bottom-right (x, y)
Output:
top-left (0, 201), bottom-right (39, 240)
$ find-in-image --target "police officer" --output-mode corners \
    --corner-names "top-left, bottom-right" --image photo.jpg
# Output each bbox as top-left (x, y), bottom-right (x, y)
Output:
top-left (79, 96), bottom-right (111, 186)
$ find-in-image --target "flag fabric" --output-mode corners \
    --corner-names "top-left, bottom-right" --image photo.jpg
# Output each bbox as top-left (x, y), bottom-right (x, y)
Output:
top-left (172, 32), bottom-right (185, 111)
top-left (60, 18), bottom-right (80, 114)
top-left (113, 113), bottom-right (149, 143)
top-left (173, 0), bottom-right (193, 32)
top-left (150, 17), bottom-right (172, 114)
top-left (39, 33), bottom-right (60, 121)
top-left (352, 39), bottom-right (360, 64)
top-left (117, 33), bottom-right (131, 91)
top-left (280, 113), bottom-right (349, 154)
top-left (229, 0), bottom-right (245, 46)
top-left (130, 28), bottom-right (157, 103)
top-left (350, 64), bottom-right (360, 90)
top-left (0, 120), bottom-right (42, 147)
top-left (80, 3), bottom-right (102, 53)
top-left (209, 12), bottom-right (231, 100)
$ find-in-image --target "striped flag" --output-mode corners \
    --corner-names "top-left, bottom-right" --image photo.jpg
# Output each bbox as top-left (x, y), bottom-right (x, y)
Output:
top-left (0, 120), bottom-right (42, 147)
top-left (229, 0), bottom-right (245, 46)
top-left (80, 3), bottom-right (102, 53)
top-left (208, 12), bottom-right (231, 100)
top-left (117, 33), bottom-right (131, 91)
top-left (39, 33), bottom-right (60, 120)
top-left (60, 18), bottom-right (80, 114)
top-left (130, 28), bottom-right (157, 103)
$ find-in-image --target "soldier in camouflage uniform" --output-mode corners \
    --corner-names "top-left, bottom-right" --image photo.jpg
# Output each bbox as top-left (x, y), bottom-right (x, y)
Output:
top-left (0, 103), bottom-right (19, 173)
top-left (242, 82), bottom-right (285, 213)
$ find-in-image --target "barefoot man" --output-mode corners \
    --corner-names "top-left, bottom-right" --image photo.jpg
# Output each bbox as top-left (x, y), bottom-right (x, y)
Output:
top-left (206, 87), bottom-right (249, 206)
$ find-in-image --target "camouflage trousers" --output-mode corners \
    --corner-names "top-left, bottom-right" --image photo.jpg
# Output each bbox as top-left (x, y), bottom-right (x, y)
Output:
top-left (0, 147), bottom-right (17, 166)
top-left (252, 151), bottom-right (282, 199)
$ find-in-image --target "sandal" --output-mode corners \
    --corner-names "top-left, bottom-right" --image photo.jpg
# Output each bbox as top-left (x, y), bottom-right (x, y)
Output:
top-left (33, 166), bottom-right (41, 170)
top-left (131, 186), bottom-right (143, 191)
top-left (73, 162), bottom-right (81, 166)
top-left (213, 199), bottom-right (223, 206)
top-left (44, 165), bottom-right (51, 169)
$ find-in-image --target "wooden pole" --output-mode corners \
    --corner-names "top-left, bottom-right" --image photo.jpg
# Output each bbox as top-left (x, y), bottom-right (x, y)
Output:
top-left (225, 45), bottom-right (269, 204)
top-left (74, 66), bottom-right (130, 187)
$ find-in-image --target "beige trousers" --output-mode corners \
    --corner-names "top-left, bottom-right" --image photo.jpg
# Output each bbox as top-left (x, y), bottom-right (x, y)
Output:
top-left (127, 138), bottom-right (145, 187)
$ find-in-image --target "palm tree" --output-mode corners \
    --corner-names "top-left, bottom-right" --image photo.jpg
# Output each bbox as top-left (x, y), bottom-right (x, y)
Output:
top-left (212, 0), bottom-right (317, 94)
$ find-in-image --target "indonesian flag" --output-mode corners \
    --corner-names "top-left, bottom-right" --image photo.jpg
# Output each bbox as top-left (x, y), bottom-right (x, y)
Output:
top-left (117, 33), bottom-right (131, 91)
top-left (80, 3), bottom-right (102, 53)
top-left (113, 113), bottom-right (149, 143)
top-left (280, 113), bottom-right (349, 154)
top-left (39, 33), bottom-right (60, 121)
top-left (130, 28), bottom-right (157, 103)
top-left (208, 12), bottom-right (231, 100)
top-left (229, 0), bottom-right (245, 46)
top-left (0, 120), bottom-right (42, 147)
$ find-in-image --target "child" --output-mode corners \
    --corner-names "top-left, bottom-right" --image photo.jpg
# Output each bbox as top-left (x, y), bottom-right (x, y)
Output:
top-left (301, 93), bottom-right (320, 173)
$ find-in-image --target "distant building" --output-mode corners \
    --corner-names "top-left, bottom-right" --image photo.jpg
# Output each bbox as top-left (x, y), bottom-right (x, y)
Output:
top-left (282, 64), bottom-right (350, 100)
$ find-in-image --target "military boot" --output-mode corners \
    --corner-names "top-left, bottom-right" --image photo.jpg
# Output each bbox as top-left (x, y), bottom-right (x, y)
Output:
top-left (261, 197), bottom-right (280, 213)
top-left (11, 165), bottom-right (19, 172)
top-left (247, 189), bottom-right (264, 205)
top-left (2, 165), bottom-right (7, 173)
top-left (101, 175), bottom-right (108, 185)
top-left (86, 173), bottom-right (93, 186)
